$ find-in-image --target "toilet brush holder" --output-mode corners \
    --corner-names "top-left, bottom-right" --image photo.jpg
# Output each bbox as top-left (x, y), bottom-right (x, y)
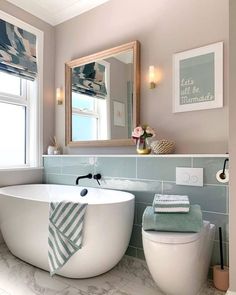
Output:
top-left (213, 265), bottom-right (229, 291)
top-left (213, 227), bottom-right (229, 292)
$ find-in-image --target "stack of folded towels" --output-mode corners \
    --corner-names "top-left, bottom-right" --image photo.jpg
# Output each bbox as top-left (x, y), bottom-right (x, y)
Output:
top-left (142, 194), bottom-right (203, 233)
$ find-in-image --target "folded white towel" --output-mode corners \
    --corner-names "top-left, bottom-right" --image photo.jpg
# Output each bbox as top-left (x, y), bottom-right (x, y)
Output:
top-left (153, 194), bottom-right (190, 213)
top-left (154, 194), bottom-right (189, 202)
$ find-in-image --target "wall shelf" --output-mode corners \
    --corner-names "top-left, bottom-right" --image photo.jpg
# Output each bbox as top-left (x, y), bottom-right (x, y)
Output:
top-left (42, 154), bottom-right (229, 158)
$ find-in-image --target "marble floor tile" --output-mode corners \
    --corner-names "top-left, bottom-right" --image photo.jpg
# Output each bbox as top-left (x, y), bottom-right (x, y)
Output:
top-left (110, 279), bottom-right (164, 295)
top-left (111, 255), bottom-right (157, 290)
top-left (56, 271), bottom-right (127, 295)
top-left (0, 243), bottom-right (226, 295)
top-left (199, 281), bottom-right (226, 295)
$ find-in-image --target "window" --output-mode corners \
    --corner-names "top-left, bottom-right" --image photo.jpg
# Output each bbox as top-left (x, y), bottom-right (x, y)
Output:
top-left (72, 92), bottom-right (110, 141)
top-left (0, 11), bottom-right (43, 168)
top-left (72, 92), bottom-right (100, 141)
top-left (0, 72), bottom-right (29, 167)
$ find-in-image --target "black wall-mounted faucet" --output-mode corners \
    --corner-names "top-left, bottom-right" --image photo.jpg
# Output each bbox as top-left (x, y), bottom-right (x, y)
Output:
top-left (76, 173), bottom-right (92, 185)
top-left (93, 173), bottom-right (102, 185)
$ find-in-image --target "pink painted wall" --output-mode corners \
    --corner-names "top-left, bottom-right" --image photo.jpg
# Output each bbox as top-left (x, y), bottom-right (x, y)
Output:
top-left (55, 0), bottom-right (229, 154)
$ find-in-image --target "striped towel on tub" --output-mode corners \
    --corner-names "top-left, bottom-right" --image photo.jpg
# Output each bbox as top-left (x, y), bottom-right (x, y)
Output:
top-left (48, 201), bottom-right (87, 275)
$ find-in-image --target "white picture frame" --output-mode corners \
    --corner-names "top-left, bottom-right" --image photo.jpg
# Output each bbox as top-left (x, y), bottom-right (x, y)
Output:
top-left (113, 101), bottom-right (125, 127)
top-left (173, 42), bottom-right (223, 113)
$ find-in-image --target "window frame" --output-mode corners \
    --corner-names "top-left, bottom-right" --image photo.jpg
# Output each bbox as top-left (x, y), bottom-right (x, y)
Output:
top-left (0, 10), bottom-right (44, 169)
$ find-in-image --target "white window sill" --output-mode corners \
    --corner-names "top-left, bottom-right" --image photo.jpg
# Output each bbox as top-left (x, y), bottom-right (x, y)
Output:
top-left (0, 167), bottom-right (43, 172)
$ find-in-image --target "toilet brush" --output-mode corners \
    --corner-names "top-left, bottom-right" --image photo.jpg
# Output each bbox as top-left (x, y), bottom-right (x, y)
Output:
top-left (219, 227), bottom-right (224, 270)
top-left (213, 227), bottom-right (229, 291)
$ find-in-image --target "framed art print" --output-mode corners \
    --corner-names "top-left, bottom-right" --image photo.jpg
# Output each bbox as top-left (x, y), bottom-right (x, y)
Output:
top-left (173, 42), bottom-right (223, 113)
top-left (113, 101), bottom-right (125, 127)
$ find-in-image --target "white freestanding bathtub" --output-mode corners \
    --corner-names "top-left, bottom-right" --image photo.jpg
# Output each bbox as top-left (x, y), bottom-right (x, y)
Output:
top-left (0, 184), bottom-right (135, 278)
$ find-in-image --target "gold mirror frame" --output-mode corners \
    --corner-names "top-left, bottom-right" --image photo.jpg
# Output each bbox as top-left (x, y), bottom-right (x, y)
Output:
top-left (65, 41), bottom-right (140, 147)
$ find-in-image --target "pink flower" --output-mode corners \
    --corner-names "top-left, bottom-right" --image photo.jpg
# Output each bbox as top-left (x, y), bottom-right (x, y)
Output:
top-left (132, 126), bottom-right (144, 138)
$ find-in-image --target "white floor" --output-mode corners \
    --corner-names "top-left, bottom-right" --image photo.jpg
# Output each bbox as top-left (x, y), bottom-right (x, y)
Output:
top-left (0, 243), bottom-right (225, 295)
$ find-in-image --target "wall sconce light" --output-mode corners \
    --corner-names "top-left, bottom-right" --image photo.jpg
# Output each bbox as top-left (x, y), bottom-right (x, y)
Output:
top-left (149, 65), bottom-right (156, 89)
top-left (56, 87), bottom-right (63, 105)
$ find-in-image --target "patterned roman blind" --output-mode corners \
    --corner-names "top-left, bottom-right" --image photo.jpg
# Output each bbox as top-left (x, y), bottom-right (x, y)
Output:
top-left (0, 19), bottom-right (37, 81)
top-left (72, 62), bottom-right (107, 99)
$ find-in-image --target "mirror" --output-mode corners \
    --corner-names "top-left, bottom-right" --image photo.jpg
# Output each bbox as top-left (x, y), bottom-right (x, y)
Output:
top-left (65, 41), bottom-right (140, 147)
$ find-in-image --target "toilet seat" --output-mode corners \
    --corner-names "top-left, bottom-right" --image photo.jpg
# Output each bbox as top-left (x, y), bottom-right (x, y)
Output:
top-left (142, 221), bottom-right (210, 244)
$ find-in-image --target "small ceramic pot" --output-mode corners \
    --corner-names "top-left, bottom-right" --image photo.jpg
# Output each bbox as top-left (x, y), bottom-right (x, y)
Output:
top-left (47, 145), bottom-right (56, 155)
top-left (54, 148), bottom-right (61, 155)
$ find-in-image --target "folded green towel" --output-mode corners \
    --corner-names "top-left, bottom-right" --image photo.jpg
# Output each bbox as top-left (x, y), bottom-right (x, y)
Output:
top-left (142, 204), bottom-right (203, 233)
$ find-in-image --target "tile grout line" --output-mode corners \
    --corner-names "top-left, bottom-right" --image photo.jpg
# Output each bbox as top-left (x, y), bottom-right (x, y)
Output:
top-left (60, 157), bottom-right (62, 175)
top-left (202, 210), bottom-right (228, 215)
top-left (43, 171), bottom-right (229, 188)
top-left (226, 185), bottom-right (229, 214)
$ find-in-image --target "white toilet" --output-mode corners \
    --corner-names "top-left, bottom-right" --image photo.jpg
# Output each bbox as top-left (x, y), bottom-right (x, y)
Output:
top-left (142, 221), bottom-right (215, 295)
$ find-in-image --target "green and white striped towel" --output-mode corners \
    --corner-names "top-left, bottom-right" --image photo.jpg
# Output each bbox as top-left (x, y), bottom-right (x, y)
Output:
top-left (153, 194), bottom-right (190, 213)
top-left (48, 201), bottom-right (87, 275)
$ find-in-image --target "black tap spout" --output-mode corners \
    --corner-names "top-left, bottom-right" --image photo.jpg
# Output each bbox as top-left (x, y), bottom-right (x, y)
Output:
top-left (76, 173), bottom-right (92, 185)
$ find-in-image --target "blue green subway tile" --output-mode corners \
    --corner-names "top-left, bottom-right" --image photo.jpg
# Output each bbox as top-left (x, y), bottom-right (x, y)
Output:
top-left (42, 173), bottom-right (47, 184)
top-left (129, 225), bottom-right (143, 248)
top-left (136, 203), bottom-right (150, 225)
top-left (226, 186), bottom-right (229, 214)
top-left (99, 178), bottom-right (162, 195)
top-left (94, 157), bottom-right (136, 178)
top-left (208, 267), bottom-right (213, 280)
top-left (61, 157), bottom-right (95, 175)
top-left (46, 173), bottom-right (76, 185)
top-left (125, 246), bottom-right (137, 258)
top-left (43, 157), bottom-right (62, 174)
top-left (48, 174), bottom-right (98, 189)
top-left (134, 202), bottom-right (138, 224)
top-left (193, 157), bottom-right (229, 185)
top-left (137, 157), bottom-right (191, 181)
top-left (131, 188), bottom-right (162, 203)
top-left (202, 212), bottom-right (229, 242)
top-left (163, 182), bottom-right (227, 213)
top-left (77, 178), bottom-right (100, 188)
top-left (226, 241), bottom-right (229, 268)
top-left (137, 248), bottom-right (145, 260)
top-left (211, 241), bottom-right (229, 267)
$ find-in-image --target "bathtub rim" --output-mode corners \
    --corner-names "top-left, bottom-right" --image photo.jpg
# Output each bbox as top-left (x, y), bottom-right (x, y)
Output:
top-left (0, 184), bottom-right (135, 205)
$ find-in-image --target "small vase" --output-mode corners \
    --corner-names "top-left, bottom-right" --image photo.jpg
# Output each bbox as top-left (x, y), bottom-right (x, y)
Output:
top-left (136, 137), bottom-right (151, 155)
top-left (47, 145), bottom-right (56, 155)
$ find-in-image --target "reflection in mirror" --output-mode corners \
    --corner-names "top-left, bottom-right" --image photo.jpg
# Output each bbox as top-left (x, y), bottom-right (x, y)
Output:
top-left (65, 41), bottom-right (140, 147)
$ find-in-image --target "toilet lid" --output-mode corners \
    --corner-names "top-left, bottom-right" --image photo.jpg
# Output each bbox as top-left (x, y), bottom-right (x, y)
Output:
top-left (142, 221), bottom-right (210, 244)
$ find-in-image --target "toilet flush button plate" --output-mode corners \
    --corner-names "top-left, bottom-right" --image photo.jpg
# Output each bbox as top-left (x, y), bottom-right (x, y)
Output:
top-left (176, 167), bottom-right (203, 187)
